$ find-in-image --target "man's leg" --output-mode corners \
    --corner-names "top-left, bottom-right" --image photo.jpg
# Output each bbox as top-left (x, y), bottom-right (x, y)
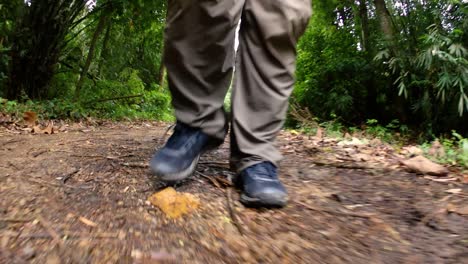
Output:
top-left (151, 0), bottom-right (244, 181)
top-left (231, 0), bottom-right (311, 206)
top-left (164, 0), bottom-right (244, 140)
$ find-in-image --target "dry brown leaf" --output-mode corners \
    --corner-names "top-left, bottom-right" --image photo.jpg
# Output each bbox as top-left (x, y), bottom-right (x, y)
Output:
top-left (43, 121), bottom-right (54, 134)
top-left (316, 127), bottom-right (323, 139)
top-left (428, 140), bottom-right (445, 158)
top-left (32, 125), bottom-right (42, 133)
top-left (23, 112), bottom-right (37, 127)
top-left (462, 174), bottom-right (468, 184)
top-left (401, 155), bottom-right (449, 176)
top-left (445, 188), bottom-right (462, 194)
top-left (423, 176), bottom-right (457, 182)
top-left (78, 216), bottom-right (98, 227)
top-left (0, 113), bottom-right (12, 124)
top-left (148, 187), bottom-right (199, 219)
top-left (402, 146), bottom-right (423, 156)
top-left (32, 122), bottom-right (55, 134)
top-left (447, 204), bottom-right (468, 215)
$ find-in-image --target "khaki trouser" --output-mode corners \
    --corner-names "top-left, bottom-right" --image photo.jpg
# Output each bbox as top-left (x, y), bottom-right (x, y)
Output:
top-left (164, 0), bottom-right (311, 172)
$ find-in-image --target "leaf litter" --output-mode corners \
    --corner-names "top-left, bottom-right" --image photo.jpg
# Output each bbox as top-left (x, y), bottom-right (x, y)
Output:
top-left (0, 122), bottom-right (466, 263)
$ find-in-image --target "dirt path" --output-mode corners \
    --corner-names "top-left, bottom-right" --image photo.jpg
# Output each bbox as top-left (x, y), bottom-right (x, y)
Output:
top-left (0, 122), bottom-right (467, 263)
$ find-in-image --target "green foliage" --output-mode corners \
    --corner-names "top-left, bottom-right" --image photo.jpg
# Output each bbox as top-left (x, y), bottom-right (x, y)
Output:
top-left (293, 0), bottom-right (468, 136)
top-left (295, 2), bottom-right (371, 123)
top-left (420, 131), bottom-right (468, 167)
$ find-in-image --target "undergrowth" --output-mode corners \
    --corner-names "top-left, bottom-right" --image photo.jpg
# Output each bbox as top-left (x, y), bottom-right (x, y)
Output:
top-left (287, 104), bottom-right (468, 168)
top-left (0, 91), bottom-right (173, 122)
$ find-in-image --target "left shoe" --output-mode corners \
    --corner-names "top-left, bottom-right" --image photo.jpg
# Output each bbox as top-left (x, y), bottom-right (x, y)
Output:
top-left (236, 161), bottom-right (288, 208)
top-left (150, 122), bottom-right (222, 183)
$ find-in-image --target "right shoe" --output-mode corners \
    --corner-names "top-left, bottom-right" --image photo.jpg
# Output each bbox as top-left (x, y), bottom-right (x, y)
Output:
top-left (236, 161), bottom-right (288, 208)
top-left (150, 122), bottom-right (222, 183)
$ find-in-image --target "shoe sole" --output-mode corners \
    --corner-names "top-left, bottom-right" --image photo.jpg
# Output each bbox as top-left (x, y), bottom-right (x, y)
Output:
top-left (240, 193), bottom-right (288, 208)
top-left (153, 155), bottom-right (200, 183)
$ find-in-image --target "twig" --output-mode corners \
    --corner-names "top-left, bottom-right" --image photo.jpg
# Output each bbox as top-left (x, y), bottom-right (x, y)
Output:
top-left (0, 218), bottom-right (32, 223)
top-left (311, 160), bottom-right (376, 170)
top-left (121, 162), bottom-right (148, 168)
top-left (36, 215), bottom-right (63, 247)
top-left (197, 172), bottom-right (221, 188)
top-left (226, 188), bottom-right (245, 236)
top-left (32, 150), bottom-right (48, 158)
top-left (10, 232), bottom-right (119, 240)
top-left (296, 201), bottom-right (374, 219)
top-left (61, 169), bottom-right (80, 184)
top-left (28, 178), bottom-right (85, 190)
top-left (199, 161), bottom-right (230, 167)
top-left (214, 176), bottom-right (233, 187)
top-left (85, 94), bottom-right (143, 104)
top-left (2, 139), bottom-right (21, 146)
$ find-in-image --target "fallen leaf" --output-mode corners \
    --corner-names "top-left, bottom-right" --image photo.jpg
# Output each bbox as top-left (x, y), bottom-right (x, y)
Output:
top-left (423, 176), bottom-right (457, 182)
top-left (0, 113), bottom-right (12, 124)
top-left (428, 140), bottom-right (445, 158)
top-left (402, 146), bottom-right (423, 156)
top-left (23, 112), bottom-right (37, 127)
top-left (462, 175), bottom-right (468, 184)
top-left (401, 155), bottom-right (449, 176)
top-left (32, 122), bottom-right (55, 134)
top-left (316, 127), bottom-right (323, 139)
top-left (148, 187), bottom-right (199, 219)
top-left (447, 204), bottom-right (468, 215)
top-left (79, 216), bottom-right (97, 227)
top-left (445, 188), bottom-right (462, 194)
top-left (32, 125), bottom-right (42, 133)
top-left (337, 137), bottom-right (367, 146)
top-left (150, 250), bottom-right (176, 261)
top-left (43, 121), bottom-right (54, 134)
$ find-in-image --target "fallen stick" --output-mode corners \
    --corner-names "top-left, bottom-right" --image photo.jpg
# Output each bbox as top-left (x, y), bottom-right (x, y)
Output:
top-left (62, 168), bottom-right (80, 184)
top-left (296, 201), bottom-right (374, 219)
top-left (197, 172), bottom-right (221, 188)
top-left (85, 94), bottom-right (143, 104)
top-left (226, 188), bottom-right (245, 236)
top-left (37, 214), bottom-right (64, 247)
top-left (311, 160), bottom-right (377, 170)
top-left (0, 218), bottom-right (32, 223)
top-left (5, 232), bottom-right (119, 240)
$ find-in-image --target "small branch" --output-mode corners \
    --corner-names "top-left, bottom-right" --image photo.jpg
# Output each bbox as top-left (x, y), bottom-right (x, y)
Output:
top-left (199, 161), bottom-right (230, 167)
top-left (37, 215), bottom-right (64, 247)
top-left (85, 94), bottom-right (143, 104)
top-left (121, 162), bottom-right (148, 168)
top-left (0, 218), bottom-right (32, 223)
top-left (311, 160), bottom-right (376, 170)
top-left (6, 231), bottom-right (119, 240)
top-left (226, 188), bottom-right (245, 236)
top-left (296, 201), bottom-right (374, 219)
top-left (196, 172), bottom-right (221, 188)
top-left (61, 169), bottom-right (80, 184)
top-left (32, 150), bottom-right (48, 158)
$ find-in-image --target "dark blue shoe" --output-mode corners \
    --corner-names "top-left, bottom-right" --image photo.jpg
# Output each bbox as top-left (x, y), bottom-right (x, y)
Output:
top-left (150, 122), bottom-right (222, 182)
top-left (237, 162), bottom-right (288, 208)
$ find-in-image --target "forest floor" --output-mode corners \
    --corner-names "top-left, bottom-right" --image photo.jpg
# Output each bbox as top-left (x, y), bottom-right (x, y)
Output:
top-left (0, 121), bottom-right (467, 264)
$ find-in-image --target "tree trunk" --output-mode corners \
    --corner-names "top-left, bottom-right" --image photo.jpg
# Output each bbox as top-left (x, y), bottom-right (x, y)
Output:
top-left (373, 0), bottom-right (396, 49)
top-left (156, 64), bottom-right (166, 86)
top-left (75, 12), bottom-right (109, 100)
top-left (358, 0), bottom-right (371, 54)
top-left (98, 20), bottom-right (112, 77)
